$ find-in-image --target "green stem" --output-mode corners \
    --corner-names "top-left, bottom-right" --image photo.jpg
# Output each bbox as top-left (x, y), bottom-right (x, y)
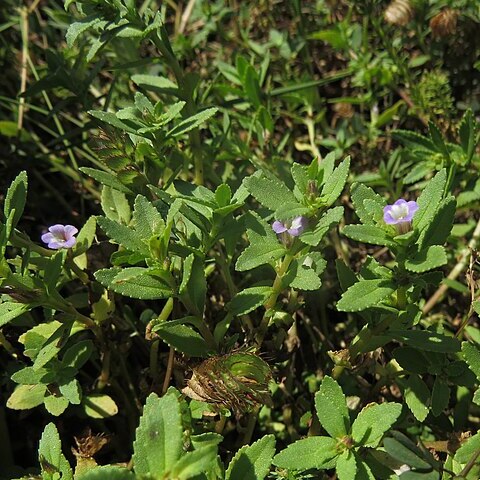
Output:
top-left (255, 253), bottom-right (294, 346)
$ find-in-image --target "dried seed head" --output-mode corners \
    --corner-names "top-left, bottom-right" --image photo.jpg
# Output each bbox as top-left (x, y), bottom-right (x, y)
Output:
top-left (384, 0), bottom-right (413, 26)
top-left (183, 351), bottom-right (272, 415)
top-left (430, 9), bottom-right (459, 38)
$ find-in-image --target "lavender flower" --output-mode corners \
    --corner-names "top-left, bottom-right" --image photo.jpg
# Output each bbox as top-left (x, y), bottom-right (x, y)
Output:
top-left (41, 224), bottom-right (78, 250)
top-left (272, 216), bottom-right (308, 237)
top-left (383, 199), bottom-right (418, 225)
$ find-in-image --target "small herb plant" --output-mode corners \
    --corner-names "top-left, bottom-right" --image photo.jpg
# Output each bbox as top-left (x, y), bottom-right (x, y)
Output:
top-left (1, 0), bottom-right (480, 479)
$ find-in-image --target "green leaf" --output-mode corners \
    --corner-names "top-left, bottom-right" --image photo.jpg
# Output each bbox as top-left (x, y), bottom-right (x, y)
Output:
top-left (228, 287), bottom-right (273, 316)
top-left (179, 254), bottom-right (206, 316)
top-left (80, 167), bottom-right (133, 194)
top-left (97, 216), bottom-right (149, 255)
top-left (383, 437), bottom-right (432, 470)
top-left (88, 110), bottom-right (141, 135)
top-left (242, 65), bottom-right (262, 108)
top-left (131, 74), bottom-right (178, 93)
top-left (236, 213), bottom-right (285, 271)
top-left (95, 267), bottom-right (173, 300)
top-left (101, 187), bottom-right (131, 224)
top-left (244, 173), bottom-right (297, 211)
top-left (336, 259), bottom-right (358, 292)
top-left (462, 342), bottom-right (480, 379)
top-left (44, 394), bottom-right (69, 416)
top-left (413, 169), bottom-right (446, 232)
top-left (168, 107), bottom-right (218, 137)
top-left (429, 122), bottom-right (450, 161)
top-left (455, 431), bottom-right (480, 464)
top-left (417, 196), bottom-right (456, 249)
top-left (76, 466), bottom-right (135, 480)
top-left (0, 302), bottom-right (31, 328)
top-left (59, 378), bottom-right (82, 405)
top-left (274, 202), bottom-right (310, 222)
top-left (133, 195), bottom-right (165, 240)
top-left (287, 253), bottom-right (326, 291)
top-left (459, 109), bottom-right (476, 163)
top-left (431, 377), bottom-right (450, 416)
top-left (393, 347), bottom-right (428, 374)
top-left (83, 394), bottom-right (118, 418)
top-left (301, 206), bottom-right (344, 246)
top-left (38, 423), bottom-right (73, 480)
top-left (133, 391), bottom-right (183, 477)
top-left (73, 216), bottom-right (98, 256)
top-left (170, 446), bottom-right (218, 480)
top-left (391, 130), bottom-right (435, 151)
top-left (291, 163), bottom-right (309, 197)
top-left (273, 436), bottom-right (338, 471)
top-left (405, 245), bottom-right (447, 273)
top-left (342, 224), bottom-right (394, 247)
top-left (315, 376), bottom-right (350, 439)
top-left (405, 374), bottom-right (430, 421)
top-left (4, 170), bottom-right (27, 232)
top-left (44, 250), bottom-right (66, 294)
top-left (320, 156), bottom-right (350, 207)
top-left (7, 384), bottom-right (46, 410)
top-left (226, 434), bottom-right (276, 480)
top-left (215, 184), bottom-right (232, 208)
top-left (155, 323), bottom-right (210, 357)
top-left (336, 450), bottom-right (357, 480)
top-left (350, 183), bottom-right (386, 226)
top-left (62, 340), bottom-right (94, 370)
top-left (352, 403), bottom-right (402, 448)
top-left (336, 279), bottom-right (395, 312)
top-left (389, 330), bottom-right (460, 353)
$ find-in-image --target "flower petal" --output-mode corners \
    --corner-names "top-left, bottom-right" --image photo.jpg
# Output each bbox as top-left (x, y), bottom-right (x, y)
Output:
top-left (64, 225), bottom-right (78, 238)
top-left (272, 221), bottom-right (287, 234)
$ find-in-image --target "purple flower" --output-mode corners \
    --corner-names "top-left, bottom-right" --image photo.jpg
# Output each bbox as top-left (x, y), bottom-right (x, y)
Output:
top-left (383, 199), bottom-right (419, 225)
top-left (272, 216), bottom-right (308, 237)
top-left (41, 224), bottom-right (78, 250)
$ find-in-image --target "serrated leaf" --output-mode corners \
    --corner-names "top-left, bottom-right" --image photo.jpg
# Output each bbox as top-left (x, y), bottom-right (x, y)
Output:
top-left (228, 286), bottom-right (273, 316)
top-left (88, 110), bottom-right (140, 135)
top-left (0, 302), bottom-right (31, 328)
top-left (320, 156), bottom-right (350, 207)
top-left (226, 434), bottom-right (276, 480)
top-left (170, 445), bottom-right (218, 480)
top-left (336, 259), bottom-right (358, 292)
top-left (291, 163), bottom-right (309, 196)
top-left (97, 217), bottom-right (148, 255)
top-left (391, 130), bottom-right (435, 151)
top-left (4, 170), bottom-right (27, 233)
top-left (244, 173), bottom-right (297, 211)
top-left (342, 224), bottom-right (394, 247)
top-left (462, 342), bottom-right (480, 378)
top-left (155, 323), bottom-right (210, 357)
top-left (383, 437), bottom-right (432, 470)
top-left (336, 279), bottom-right (395, 312)
top-left (44, 394), bottom-right (69, 416)
top-left (352, 402), bottom-right (402, 447)
top-left (413, 169), bottom-right (446, 232)
top-left (350, 183), bottom-right (386, 225)
top-left (131, 74), bottom-right (178, 92)
top-left (101, 187), bottom-right (131, 224)
top-left (273, 436), bottom-right (338, 471)
top-left (168, 107), bottom-right (218, 137)
top-left (431, 377), bottom-right (450, 416)
top-left (389, 330), bottom-right (460, 353)
top-left (315, 376), bottom-right (350, 439)
top-left (287, 252), bottom-right (326, 290)
top-left (459, 109), bottom-right (476, 163)
top-left (95, 267), bottom-right (172, 300)
top-left (75, 466), bottom-right (134, 480)
top-left (301, 206), bottom-right (344, 246)
top-left (38, 423), bottom-right (73, 480)
top-left (417, 197), bottom-right (455, 249)
top-left (215, 184), bottom-right (232, 208)
top-left (393, 347), bottom-right (429, 374)
top-left (405, 375), bottom-right (430, 421)
top-left (405, 245), bottom-right (447, 273)
top-left (336, 450), bottom-right (357, 480)
top-left (274, 202), bottom-right (310, 221)
top-left (7, 384), bottom-right (46, 410)
top-left (429, 122), bottom-right (450, 160)
top-left (81, 167), bottom-right (133, 194)
top-left (133, 391), bottom-right (183, 477)
top-left (133, 195), bottom-right (165, 240)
